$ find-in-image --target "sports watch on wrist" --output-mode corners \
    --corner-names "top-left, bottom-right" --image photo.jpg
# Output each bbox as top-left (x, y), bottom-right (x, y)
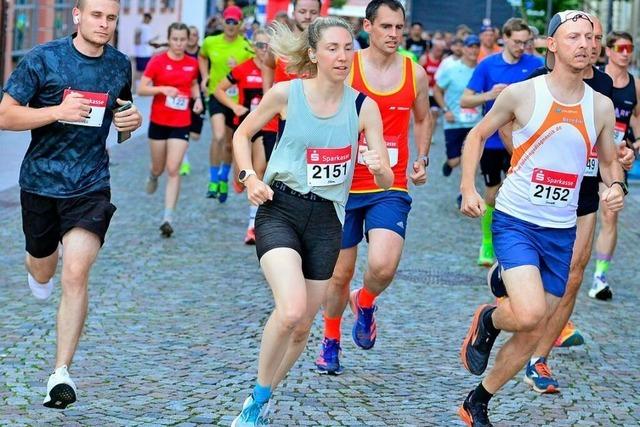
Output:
top-left (417, 155), bottom-right (429, 167)
top-left (611, 180), bottom-right (628, 196)
top-left (238, 169), bottom-right (257, 184)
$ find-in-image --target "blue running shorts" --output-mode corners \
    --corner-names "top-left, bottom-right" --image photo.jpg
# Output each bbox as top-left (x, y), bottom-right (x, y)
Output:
top-left (492, 209), bottom-right (576, 297)
top-left (341, 191), bottom-right (412, 249)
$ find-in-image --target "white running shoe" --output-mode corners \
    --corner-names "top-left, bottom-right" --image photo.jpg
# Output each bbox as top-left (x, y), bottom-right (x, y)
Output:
top-left (28, 274), bottom-right (54, 300)
top-left (589, 275), bottom-right (613, 300)
top-left (43, 365), bottom-right (77, 409)
top-left (231, 395), bottom-right (271, 426)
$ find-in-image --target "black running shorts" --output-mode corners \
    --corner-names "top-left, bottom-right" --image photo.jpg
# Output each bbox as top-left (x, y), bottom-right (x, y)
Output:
top-left (21, 189), bottom-right (116, 258)
top-left (255, 182), bottom-right (342, 281)
top-left (480, 149), bottom-right (510, 187)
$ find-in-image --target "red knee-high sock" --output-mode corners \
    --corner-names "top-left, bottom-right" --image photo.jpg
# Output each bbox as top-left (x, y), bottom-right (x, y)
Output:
top-left (324, 314), bottom-right (342, 340)
top-left (357, 286), bottom-right (377, 308)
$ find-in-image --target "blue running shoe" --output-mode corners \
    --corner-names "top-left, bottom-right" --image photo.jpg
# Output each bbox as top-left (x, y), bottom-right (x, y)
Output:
top-left (219, 180), bottom-right (229, 203)
top-left (231, 395), bottom-right (270, 426)
top-left (315, 338), bottom-right (344, 375)
top-left (523, 357), bottom-right (559, 394)
top-left (350, 289), bottom-right (377, 350)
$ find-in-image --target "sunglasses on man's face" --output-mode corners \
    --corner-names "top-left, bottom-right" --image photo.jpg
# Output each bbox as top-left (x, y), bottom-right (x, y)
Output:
top-left (612, 44), bottom-right (634, 54)
top-left (225, 18), bottom-right (239, 26)
top-left (561, 11), bottom-right (592, 24)
top-left (255, 42), bottom-right (269, 50)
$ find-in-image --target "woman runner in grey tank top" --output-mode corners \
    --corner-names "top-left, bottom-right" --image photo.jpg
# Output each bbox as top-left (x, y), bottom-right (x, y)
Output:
top-left (230, 17), bottom-right (393, 425)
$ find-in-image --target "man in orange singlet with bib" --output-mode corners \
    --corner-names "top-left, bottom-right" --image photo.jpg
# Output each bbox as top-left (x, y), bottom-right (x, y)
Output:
top-left (315, 0), bottom-right (433, 375)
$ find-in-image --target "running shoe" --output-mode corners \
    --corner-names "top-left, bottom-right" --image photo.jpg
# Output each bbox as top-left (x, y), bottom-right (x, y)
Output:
top-left (589, 274), bottom-right (613, 300)
top-left (206, 182), bottom-right (219, 199)
top-left (179, 161), bottom-right (191, 176)
top-left (553, 320), bottom-right (584, 347)
top-left (350, 289), bottom-right (377, 350)
top-left (231, 395), bottom-right (270, 426)
top-left (458, 390), bottom-right (493, 427)
top-left (315, 338), bottom-right (344, 375)
top-left (460, 304), bottom-right (499, 375)
top-left (145, 174), bottom-right (158, 194)
top-left (477, 244), bottom-right (495, 267)
top-left (233, 178), bottom-right (245, 194)
top-left (219, 181), bottom-right (229, 203)
top-left (28, 274), bottom-right (54, 300)
top-left (523, 357), bottom-right (559, 394)
top-left (442, 161), bottom-right (453, 177)
top-left (486, 263), bottom-right (507, 298)
top-left (159, 221), bottom-right (173, 238)
top-left (43, 365), bottom-right (77, 409)
top-left (244, 227), bottom-right (256, 245)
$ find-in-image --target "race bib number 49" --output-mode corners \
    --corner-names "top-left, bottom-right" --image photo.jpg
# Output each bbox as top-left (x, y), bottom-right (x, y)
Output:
top-left (59, 89), bottom-right (108, 127)
top-left (307, 145), bottom-right (352, 187)
top-left (613, 121), bottom-right (627, 145)
top-left (529, 168), bottom-right (578, 208)
top-left (165, 94), bottom-right (189, 111)
top-left (585, 144), bottom-right (598, 177)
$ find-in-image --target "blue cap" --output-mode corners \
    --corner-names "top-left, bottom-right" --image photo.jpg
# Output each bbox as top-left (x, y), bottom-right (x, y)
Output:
top-left (464, 34), bottom-right (480, 46)
top-left (480, 24), bottom-right (493, 33)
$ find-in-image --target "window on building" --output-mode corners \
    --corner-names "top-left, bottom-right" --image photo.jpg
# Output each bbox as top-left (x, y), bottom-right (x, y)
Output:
top-left (12, 0), bottom-right (38, 57)
top-left (122, 0), bottom-right (131, 14)
top-left (161, 0), bottom-right (176, 12)
top-left (54, 1), bottom-right (75, 40)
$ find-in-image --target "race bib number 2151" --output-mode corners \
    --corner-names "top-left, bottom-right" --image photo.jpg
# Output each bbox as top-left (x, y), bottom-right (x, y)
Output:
top-left (307, 146), bottom-right (352, 187)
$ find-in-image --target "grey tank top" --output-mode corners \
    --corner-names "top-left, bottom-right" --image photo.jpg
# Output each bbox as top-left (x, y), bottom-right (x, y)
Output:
top-left (263, 78), bottom-right (361, 223)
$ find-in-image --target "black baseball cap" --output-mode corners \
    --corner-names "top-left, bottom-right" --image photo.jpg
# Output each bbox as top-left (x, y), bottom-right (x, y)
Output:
top-left (546, 10), bottom-right (593, 70)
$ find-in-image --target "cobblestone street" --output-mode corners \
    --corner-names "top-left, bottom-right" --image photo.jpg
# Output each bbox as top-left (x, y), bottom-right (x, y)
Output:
top-left (1, 109), bottom-right (640, 426)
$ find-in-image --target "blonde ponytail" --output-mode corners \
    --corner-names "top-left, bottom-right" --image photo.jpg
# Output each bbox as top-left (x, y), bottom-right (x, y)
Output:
top-left (269, 16), bottom-right (354, 76)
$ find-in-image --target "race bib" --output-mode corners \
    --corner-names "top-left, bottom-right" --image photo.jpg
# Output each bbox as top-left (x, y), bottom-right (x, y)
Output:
top-left (307, 145), bottom-right (352, 187)
top-left (225, 85), bottom-right (239, 97)
top-left (529, 168), bottom-right (578, 208)
top-left (165, 94), bottom-right (189, 111)
top-left (250, 96), bottom-right (261, 112)
top-left (585, 144), bottom-right (598, 177)
top-left (613, 121), bottom-right (627, 145)
top-left (459, 107), bottom-right (481, 123)
top-left (59, 89), bottom-right (108, 127)
top-left (358, 134), bottom-right (398, 167)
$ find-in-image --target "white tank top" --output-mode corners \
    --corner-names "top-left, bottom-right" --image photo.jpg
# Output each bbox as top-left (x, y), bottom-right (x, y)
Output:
top-left (495, 75), bottom-right (597, 228)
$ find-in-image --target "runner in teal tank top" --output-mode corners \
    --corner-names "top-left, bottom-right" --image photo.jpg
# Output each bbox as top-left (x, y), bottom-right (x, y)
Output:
top-left (230, 17), bottom-right (393, 426)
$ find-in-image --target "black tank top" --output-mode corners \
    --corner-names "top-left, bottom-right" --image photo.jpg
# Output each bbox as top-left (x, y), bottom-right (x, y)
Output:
top-left (609, 72), bottom-right (637, 143)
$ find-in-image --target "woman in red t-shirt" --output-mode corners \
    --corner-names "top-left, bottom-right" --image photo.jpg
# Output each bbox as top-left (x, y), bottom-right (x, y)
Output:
top-left (214, 29), bottom-right (273, 245)
top-left (138, 23), bottom-right (202, 238)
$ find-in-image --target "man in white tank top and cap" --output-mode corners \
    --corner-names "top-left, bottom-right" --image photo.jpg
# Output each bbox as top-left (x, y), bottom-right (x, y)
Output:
top-left (456, 11), bottom-right (627, 426)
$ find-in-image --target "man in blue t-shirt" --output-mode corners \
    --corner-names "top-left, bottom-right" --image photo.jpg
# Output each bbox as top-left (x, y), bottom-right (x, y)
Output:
top-left (460, 18), bottom-right (543, 267)
top-left (0, 0), bottom-right (142, 410)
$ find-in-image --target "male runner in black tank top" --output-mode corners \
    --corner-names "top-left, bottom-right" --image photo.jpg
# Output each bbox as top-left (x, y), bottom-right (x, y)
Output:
top-left (591, 30), bottom-right (640, 300)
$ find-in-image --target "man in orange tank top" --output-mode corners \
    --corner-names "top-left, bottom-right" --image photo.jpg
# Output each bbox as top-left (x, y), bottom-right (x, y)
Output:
top-left (456, 12), bottom-right (626, 426)
top-left (315, 0), bottom-right (433, 376)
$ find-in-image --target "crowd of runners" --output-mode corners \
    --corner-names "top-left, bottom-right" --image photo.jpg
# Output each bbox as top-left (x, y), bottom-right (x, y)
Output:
top-left (0, 0), bottom-right (639, 426)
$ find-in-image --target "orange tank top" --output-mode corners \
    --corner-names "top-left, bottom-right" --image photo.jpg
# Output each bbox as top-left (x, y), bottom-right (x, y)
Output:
top-left (349, 52), bottom-right (417, 193)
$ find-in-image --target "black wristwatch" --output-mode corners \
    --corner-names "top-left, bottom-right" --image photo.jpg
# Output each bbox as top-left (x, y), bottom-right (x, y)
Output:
top-left (417, 155), bottom-right (429, 167)
top-left (611, 180), bottom-right (628, 196)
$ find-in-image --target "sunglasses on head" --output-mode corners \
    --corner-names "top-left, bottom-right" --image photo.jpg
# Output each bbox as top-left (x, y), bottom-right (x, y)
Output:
top-left (562, 11), bottom-right (592, 24)
top-left (612, 44), bottom-right (634, 54)
top-left (255, 42), bottom-right (269, 50)
top-left (225, 18), bottom-right (239, 26)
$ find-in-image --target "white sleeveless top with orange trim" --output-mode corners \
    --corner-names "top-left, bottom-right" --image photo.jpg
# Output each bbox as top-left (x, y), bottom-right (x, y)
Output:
top-left (495, 76), bottom-right (597, 229)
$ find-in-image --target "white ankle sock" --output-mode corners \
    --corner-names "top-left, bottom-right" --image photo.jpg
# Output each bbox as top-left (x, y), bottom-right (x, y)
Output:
top-left (28, 273), bottom-right (54, 300)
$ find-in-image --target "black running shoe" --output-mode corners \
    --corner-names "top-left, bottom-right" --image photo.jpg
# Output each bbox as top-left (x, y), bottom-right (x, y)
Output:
top-left (487, 263), bottom-right (507, 298)
top-left (458, 390), bottom-right (493, 427)
top-left (442, 161), bottom-right (453, 177)
top-left (461, 304), bottom-right (499, 375)
top-left (160, 221), bottom-right (173, 238)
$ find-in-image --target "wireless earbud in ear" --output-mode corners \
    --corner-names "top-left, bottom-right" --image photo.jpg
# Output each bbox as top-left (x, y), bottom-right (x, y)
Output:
top-left (73, 16), bottom-right (79, 25)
